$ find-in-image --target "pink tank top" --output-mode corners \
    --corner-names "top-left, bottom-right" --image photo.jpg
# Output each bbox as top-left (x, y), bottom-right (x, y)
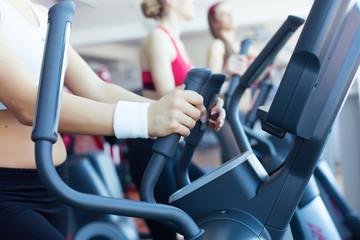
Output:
top-left (142, 26), bottom-right (193, 90)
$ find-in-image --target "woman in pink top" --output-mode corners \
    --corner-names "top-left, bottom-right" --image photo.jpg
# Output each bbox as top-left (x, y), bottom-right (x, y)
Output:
top-left (131, 1), bottom-right (204, 239)
top-left (139, 0), bottom-right (195, 100)
top-left (141, 25), bottom-right (193, 92)
top-left (129, 0), bottom-right (239, 239)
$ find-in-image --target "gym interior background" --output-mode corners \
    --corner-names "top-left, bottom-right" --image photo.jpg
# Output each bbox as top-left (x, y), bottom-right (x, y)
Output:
top-left (33, 0), bottom-right (360, 217)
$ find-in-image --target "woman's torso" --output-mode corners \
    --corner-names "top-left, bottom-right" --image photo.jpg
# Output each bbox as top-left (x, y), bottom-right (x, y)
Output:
top-left (0, 0), bottom-right (66, 169)
top-left (140, 26), bottom-right (192, 99)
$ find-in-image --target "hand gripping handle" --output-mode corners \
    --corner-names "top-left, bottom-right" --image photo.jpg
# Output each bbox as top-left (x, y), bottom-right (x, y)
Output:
top-left (151, 68), bottom-right (212, 157)
top-left (177, 73), bottom-right (226, 188)
top-left (141, 68), bottom-right (212, 203)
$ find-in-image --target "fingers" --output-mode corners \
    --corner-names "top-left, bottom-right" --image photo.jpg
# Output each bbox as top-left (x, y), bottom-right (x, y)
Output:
top-left (212, 97), bottom-right (224, 110)
top-left (169, 90), bottom-right (202, 136)
top-left (181, 98), bottom-right (202, 121)
top-left (168, 90), bottom-right (202, 121)
top-left (207, 109), bottom-right (226, 131)
top-left (181, 90), bottom-right (204, 112)
top-left (226, 54), bottom-right (248, 76)
top-left (175, 125), bottom-right (191, 137)
top-left (207, 98), bottom-right (226, 131)
top-left (209, 97), bottom-right (224, 120)
top-left (175, 113), bottom-right (197, 137)
top-left (200, 106), bottom-right (207, 123)
top-left (147, 90), bottom-right (203, 137)
top-left (168, 107), bottom-right (198, 136)
top-left (148, 89), bottom-right (228, 138)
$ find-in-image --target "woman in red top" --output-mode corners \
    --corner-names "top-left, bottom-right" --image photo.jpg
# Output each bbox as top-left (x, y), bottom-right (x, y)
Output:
top-left (206, 1), bottom-right (251, 111)
top-left (139, 0), bottom-right (195, 100)
top-left (130, 0), bottom-right (232, 239)
top-left (141, 24), bottom-right (193, 95)
top-left (131, 1), bottom-right (201, 239)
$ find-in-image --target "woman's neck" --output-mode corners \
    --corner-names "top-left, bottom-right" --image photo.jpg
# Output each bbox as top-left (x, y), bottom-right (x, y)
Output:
top-left (221, 29), bottom-right (236, 43)
top-left (220, 29), bottom-right (239, 50)
top-left (159, 11), bottom-right (186, 40)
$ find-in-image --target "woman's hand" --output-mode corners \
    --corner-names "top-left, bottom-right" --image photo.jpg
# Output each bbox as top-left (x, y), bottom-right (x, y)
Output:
top-left (201, 97), bottom-right (226, 132)
top-left (223, 54), bottom-right (248, 77)
top-left (147, 90), bottom-right (203, 137)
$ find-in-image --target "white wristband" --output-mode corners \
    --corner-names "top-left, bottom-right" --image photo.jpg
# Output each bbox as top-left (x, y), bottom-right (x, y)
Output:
top-left (113, 101), bottom-right (150, 139)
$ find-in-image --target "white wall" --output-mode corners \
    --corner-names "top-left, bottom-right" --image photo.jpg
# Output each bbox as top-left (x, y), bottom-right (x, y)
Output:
top-left (328, 71), bottom-right (360, 215)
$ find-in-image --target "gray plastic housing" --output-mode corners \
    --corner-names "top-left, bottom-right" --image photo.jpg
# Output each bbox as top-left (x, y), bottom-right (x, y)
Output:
top-left (170, 0), bottom-right (360, 239)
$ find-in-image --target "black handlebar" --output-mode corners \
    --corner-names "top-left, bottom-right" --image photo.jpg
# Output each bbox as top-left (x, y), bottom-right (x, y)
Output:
top-left (31, 1), bottom-right (74, 143)
top-left (150, 68), bottom-right (212, 158)
top-left (140, 68), bottom-right (212, 203)
top-left (186, 73), bottom-right (227, 146)
top-left (177, 73), bottom-right (227, 188)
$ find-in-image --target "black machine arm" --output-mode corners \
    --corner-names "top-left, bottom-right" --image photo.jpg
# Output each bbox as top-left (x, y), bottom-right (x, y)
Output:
top-left (31, 2), bottom-right (203, 239)
top-left (255, 0), bottom-right (360, 234)
top-left (227, 15), bottom-right (305, 153)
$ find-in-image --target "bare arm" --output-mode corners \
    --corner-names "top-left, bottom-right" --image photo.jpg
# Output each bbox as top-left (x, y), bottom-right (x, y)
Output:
top-left (0, 27), bottom-right (202, 138)
top-left (207, 39), bottom-right (247, 76)
top-left (0, 29), bottom-right (121, 136)
top-left (65, 46), bottom-right (150, 103)
top-left (206, 38), bottom-right (250, 112)
top-left (206, 39), bottom-right (226, 73)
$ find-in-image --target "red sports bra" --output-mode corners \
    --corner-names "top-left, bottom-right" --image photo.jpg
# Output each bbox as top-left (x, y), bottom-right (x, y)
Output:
top-left (142, 26), bottom-right (193, 90)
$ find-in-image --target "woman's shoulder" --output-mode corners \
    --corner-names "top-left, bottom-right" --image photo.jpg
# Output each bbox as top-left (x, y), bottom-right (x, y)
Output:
top-left (209, 39), bottom-right (225, 49)
top-left (147, 27), bottom-right (170, 41)
top-left (208, 38), bottom-right (225, 55)
top-left (143, 26), bottom-right (172, 49)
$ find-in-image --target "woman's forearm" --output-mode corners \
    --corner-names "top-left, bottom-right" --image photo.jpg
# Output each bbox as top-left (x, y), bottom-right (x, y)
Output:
top-left (58, 93), bottom-right (115, 136)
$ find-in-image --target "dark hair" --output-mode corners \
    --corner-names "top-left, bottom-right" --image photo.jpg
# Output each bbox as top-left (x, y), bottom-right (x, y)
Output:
top-left (207, 2), bottom-right (235, 62)
top-left (141, 0), bottom-right (164, 19)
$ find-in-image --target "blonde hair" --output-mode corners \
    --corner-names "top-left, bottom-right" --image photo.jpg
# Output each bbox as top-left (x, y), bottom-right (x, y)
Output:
top-left (141, 0), bottom-right (164, 19)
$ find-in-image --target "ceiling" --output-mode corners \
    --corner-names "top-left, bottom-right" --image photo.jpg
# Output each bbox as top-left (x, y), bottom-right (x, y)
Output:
top-left (32, 0), bottom-right (315, 89)
top-left (33, 0), bottom-right (313, 47)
